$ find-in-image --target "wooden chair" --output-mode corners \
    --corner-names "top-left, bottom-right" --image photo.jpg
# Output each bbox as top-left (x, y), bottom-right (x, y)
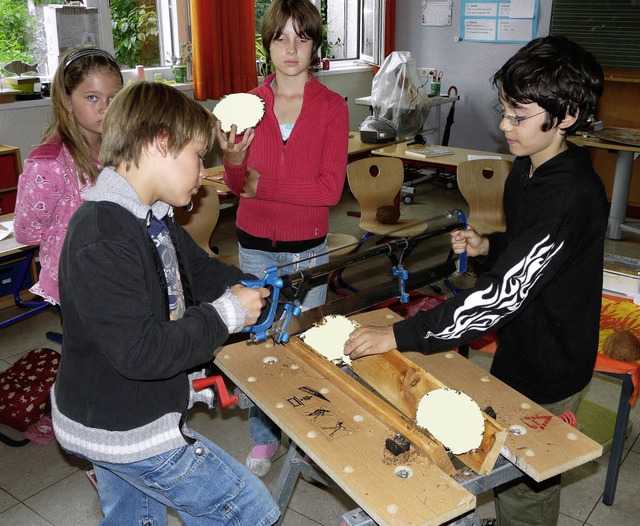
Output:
top-left (456, 159), bottom-right (512, 236)
top-left (174, 184), bottom-right (220, 257)
top-left (347, 157), bottom-right (427, 239)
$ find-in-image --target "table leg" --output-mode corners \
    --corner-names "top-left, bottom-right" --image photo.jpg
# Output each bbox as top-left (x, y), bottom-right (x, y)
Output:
top-left (0, 249), bottom-right (50, 330)
top-left (602, 371), bottom-right (633, 506)
top-left (608, 150), bottom-right (635, 240)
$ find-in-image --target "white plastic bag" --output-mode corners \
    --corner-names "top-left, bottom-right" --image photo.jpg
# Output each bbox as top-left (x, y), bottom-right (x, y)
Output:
top-left (370, 51), bottom-right (431, 140)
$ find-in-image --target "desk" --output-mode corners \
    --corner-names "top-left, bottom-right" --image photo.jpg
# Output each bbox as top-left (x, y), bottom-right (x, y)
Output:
top-left (0, 214), bottom-right (50, 329)
top-left (217, 309), bottom-right (601, 525)
top-left (371, 141), bottom-right (515, 169)
top-left (347, 131), bottom-right (397, 161)
top-left (568, 135), bottom-right (640, 240)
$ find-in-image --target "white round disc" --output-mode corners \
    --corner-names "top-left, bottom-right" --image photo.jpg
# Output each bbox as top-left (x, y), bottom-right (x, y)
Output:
top-left (416, 387), bottom-right (484, 454)
top-left (213, 93), bottom-right (265, 133)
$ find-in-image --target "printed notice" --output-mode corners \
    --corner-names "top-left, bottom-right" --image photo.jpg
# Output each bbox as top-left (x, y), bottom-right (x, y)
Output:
top-left (422, 0), bottom-right (453, 27)
top-left (460, 0), bottom-right (539, 43)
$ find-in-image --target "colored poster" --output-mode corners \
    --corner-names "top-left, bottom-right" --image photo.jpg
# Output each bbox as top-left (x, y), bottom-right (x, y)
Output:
top-left (460, 0), bottom-right (539, 44)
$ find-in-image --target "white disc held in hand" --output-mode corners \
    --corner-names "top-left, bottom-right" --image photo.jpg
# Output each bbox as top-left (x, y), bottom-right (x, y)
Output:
top-left (213, 93), bottom-right (265, 134)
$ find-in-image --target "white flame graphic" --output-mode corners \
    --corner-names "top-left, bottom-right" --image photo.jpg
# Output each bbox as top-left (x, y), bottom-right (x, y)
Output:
top-left (426, 235), bottom-right (563, 340)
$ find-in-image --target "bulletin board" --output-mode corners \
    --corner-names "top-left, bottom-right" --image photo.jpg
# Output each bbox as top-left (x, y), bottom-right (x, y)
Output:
top-left (460, 0), bottom-right (539, 44)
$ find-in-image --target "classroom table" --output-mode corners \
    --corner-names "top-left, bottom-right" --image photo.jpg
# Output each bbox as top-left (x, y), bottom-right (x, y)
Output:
top-left (371, 141), bottom-right (515, 169)
top-left (0, 214), bottom-right (50, 330)
top-left (568, 134), bottom-right (640, 240)
top-left (347, 131), bottom-right (398, 161)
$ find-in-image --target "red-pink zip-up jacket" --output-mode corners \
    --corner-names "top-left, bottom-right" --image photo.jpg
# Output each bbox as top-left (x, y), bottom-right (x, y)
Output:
top-left (223, 73), bottom-right (349, 243)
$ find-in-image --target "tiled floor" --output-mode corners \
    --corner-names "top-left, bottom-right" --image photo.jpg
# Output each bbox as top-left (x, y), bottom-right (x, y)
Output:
top-left (1, 176), bottom-right (640, 525)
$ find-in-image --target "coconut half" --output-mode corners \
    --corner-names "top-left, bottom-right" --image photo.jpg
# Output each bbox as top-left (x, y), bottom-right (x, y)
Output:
top-left (213, 93), bottom-right (265, 134)
top-left (300, 315), bottom-right (359, 366)
top-left (416, 387), bottom-right (485, 455)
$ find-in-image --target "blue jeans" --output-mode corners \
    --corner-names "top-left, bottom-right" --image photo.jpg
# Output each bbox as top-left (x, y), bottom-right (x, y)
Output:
top-left (92, 430), bottom-right (280, 526)
top-left (239, 241), bottom-right (329, 446)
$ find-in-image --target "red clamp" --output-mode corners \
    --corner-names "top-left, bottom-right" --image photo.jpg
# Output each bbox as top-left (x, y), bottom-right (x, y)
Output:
top-left (192, 375), bottom-right (239, 408)
top-left (557, 410), bottom-right (577, 427)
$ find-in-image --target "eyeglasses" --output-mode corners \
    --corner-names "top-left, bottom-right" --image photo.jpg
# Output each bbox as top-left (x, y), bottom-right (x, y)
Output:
top-left (493, 104), bottom-right (547, 127)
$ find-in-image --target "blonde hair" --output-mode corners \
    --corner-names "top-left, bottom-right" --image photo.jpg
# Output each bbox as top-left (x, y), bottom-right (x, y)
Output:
top-left (45, 46), bottom-right (123, 184)
top-left (100, 82), bottom-right (215, 171)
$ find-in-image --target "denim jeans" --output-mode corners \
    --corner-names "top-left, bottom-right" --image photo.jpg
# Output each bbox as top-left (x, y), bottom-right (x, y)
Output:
top-left (238, 241), bottom-right (329, 446)
top-left (92, 430), bottom-right (280, 526)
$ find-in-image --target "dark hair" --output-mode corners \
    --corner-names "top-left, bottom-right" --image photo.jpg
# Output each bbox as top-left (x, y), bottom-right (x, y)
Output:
top-left (100, 82), bottom-right (215, 172)
top-left (492, 36), bottom-right (604, 135)
top-left (45, 47), bottom-right (123, 183)
top-left (261, 0), bottom-right (323, 67)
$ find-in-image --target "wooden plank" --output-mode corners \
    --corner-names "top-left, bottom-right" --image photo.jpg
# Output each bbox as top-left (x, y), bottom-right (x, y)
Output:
top-left (217, 337), bottom-right (475, 526)
top-left (351, 349), bottom-right (508, 475)
top-left (347, 310), bottom-right (507, 475)
top-left (286, 337), bottom-right (455, 475)
top-left (406, 350), bottom-right (603, 481)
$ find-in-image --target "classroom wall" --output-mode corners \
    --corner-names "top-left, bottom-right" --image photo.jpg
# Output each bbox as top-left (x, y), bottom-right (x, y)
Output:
top-left (0, 70), bottom-right (373, 166)
top-left (399, 0), bottom-right (553, 153)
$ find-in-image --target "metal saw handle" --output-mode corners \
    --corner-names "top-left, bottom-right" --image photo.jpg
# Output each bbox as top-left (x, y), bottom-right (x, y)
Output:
top-left (240, 266), bottom-right (284, 342)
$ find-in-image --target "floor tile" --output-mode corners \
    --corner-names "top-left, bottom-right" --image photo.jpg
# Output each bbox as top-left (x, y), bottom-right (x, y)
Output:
top-left (586, 450), bottom-right (640, 525)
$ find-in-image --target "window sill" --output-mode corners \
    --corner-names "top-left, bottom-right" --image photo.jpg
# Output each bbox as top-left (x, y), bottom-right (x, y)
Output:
top-left (313, 61), bottom-right (374, 76)
top-left (0, 82), bottom-right (194, 112)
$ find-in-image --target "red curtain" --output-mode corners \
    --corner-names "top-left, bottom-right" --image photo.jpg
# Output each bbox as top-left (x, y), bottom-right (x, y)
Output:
top-left (191, 0), bottom-right (258, 101)
top-left (385, 0), bottom-right (396, 57)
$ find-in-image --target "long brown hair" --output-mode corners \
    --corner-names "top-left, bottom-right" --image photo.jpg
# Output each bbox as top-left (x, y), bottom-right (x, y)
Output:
top-left (43, 47), bottom-right (123, 184)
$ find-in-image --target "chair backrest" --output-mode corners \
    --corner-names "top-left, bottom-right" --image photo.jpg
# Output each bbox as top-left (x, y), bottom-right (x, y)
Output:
top-left (456, 159), bottom-right (512, 235)
top-left (347, 157), bottom-right (405, 228)
top-left (174, 184), bottom-right (220, 257)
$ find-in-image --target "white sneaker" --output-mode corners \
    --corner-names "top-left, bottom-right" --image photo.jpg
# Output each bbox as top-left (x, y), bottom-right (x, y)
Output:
top-left (245, 453), bottom-right (273, 477)
top-left (245, 446), bottom-right (278, 477)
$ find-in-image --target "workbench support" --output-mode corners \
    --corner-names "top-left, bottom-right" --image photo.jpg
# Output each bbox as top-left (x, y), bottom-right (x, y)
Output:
top-left (273, 442), bottom-right (338, 525)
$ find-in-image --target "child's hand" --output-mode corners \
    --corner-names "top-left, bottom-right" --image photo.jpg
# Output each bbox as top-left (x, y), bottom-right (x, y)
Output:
top-left (450, 227), bottom-right (489, 258)
top-left (230, 284), bottom-right (269, 325)
top-left (215, 122), bottom-right (255, 166)
top-left (240, 168), bottom-right (260, 198)
top-left (343, 325), bottom-right (397, 360)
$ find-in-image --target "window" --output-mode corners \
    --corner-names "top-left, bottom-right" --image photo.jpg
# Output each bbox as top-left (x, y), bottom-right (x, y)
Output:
top-left (0, 0), bottom-right (382, 81)
top-left (255, 0), bottom-right (384, 64)
top-left (0, 0), bottom-right (188, 77)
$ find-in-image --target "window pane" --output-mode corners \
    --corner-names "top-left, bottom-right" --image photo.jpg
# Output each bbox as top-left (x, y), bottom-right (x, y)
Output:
top-left (326, 0), bottom-right (358, 60)
top-left (111, 0), bottom-right (160, 68)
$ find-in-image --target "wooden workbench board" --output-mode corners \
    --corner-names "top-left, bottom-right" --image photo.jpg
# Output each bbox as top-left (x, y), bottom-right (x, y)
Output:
top-left (217, 337), bottom-right (475, 526)
top-left (404, 351), bottom-right (603, 481)
top-left (341, 309), bottom-right (603, 480)
top-left (348, 309), bottom-right (602, 481)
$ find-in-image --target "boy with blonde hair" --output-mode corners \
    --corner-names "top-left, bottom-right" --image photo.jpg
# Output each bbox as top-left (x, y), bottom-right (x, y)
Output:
top-left (52, 81), bottom-right (279, 526)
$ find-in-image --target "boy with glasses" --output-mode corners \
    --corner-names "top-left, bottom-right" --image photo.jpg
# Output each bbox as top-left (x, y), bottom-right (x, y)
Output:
top-left (344, 36), bottom-right (606, 526)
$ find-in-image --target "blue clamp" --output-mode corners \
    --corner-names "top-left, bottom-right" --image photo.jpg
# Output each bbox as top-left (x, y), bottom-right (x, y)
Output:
top-left (456, 210), bottom-right (468, 274)
top-left (392, 265), bottom-right (410, 303)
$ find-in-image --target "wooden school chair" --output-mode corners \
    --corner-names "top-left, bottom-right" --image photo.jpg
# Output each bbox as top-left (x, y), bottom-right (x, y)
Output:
top-left (456, 159), bottom-right (512, 236)
top-left (174, 184), bottom-right (220, 257)
top-left (347, 156), bottom-right (427, 239)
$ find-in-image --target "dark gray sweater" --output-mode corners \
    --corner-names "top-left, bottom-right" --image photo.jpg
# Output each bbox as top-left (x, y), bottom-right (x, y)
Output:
top-left (52, 168), bottom-right (251, 463)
